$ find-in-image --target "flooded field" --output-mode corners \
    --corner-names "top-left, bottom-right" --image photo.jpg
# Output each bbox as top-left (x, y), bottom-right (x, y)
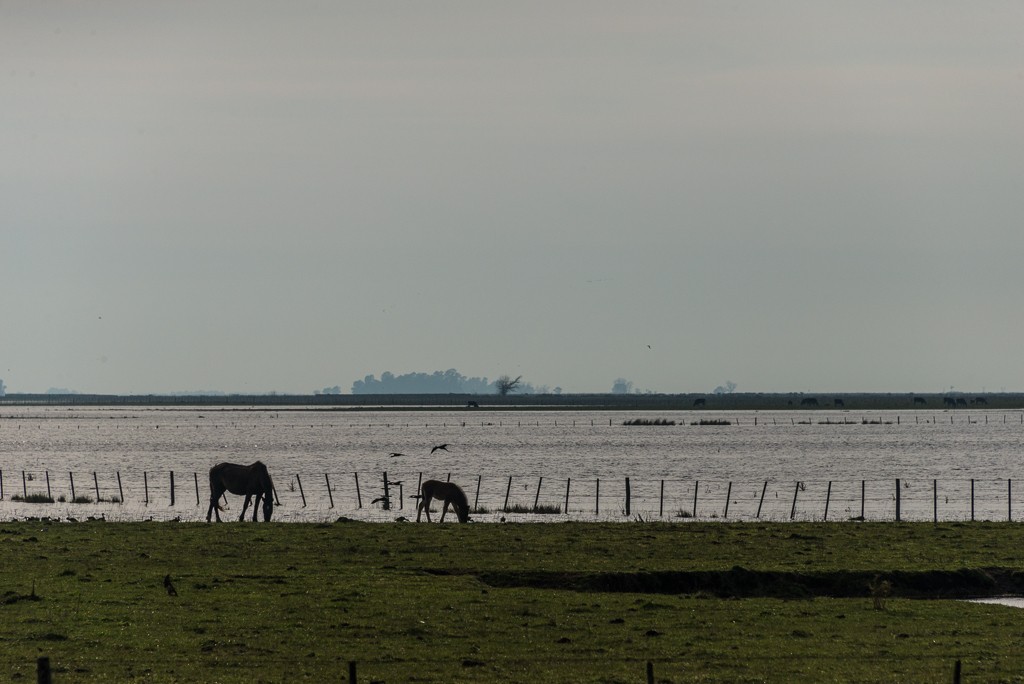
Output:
top-left (1, 405), bottom-right (1022, 522)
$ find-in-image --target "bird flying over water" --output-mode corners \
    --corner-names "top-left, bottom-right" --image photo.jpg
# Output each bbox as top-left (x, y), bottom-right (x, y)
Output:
top-left (431, 444), bottom-right (449, 454)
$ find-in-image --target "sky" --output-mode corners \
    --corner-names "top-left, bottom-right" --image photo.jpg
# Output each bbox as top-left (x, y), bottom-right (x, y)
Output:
top-left (3, 2), bottom-right (1024, 395)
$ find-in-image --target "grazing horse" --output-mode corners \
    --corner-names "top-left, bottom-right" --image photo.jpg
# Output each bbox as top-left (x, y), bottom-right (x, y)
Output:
top-left (416, 480), bottom-right (470, 523)
top-left (206, 461), bottom-right (275, 522)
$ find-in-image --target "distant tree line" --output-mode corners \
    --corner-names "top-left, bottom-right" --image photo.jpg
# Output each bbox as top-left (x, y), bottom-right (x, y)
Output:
top-left (336, 369), bottom-right (549, 395)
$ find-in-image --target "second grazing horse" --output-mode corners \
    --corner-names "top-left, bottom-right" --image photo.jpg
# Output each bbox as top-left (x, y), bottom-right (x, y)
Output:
top-left (416, 479), bottom-right (470, 523)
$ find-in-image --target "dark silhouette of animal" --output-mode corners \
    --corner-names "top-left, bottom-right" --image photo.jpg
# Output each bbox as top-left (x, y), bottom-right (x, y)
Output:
top-left (416, 480), bottom-right (470, 523)
top-left (913, 397), bottom-right (927, 405)
top-left (693, 398), bottom-right (706, 407)
top-left (206, 461), bottom-right (275, 522)
top-left (430, 444), bottom-right (449, 454)
top-left (388, 452), bottom-right (404, 458)
top-left (164, 574), bottom-right (177, 596)
top-left (800, 397), bottom-right (819, 407)
top-left (834, 398), bottom-right (844, 408)
top-left (467, 401), bottom-right (479, 408)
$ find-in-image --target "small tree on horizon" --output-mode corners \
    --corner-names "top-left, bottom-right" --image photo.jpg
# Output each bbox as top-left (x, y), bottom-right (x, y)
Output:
top-left (495, 375), bottom-right (522, 396)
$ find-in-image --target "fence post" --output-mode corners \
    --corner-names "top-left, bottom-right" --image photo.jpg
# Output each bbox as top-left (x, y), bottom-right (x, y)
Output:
top-left (194, 472), bottom-right (200, 506)
top-left (296, 474), bottom-right (306, 508)
top-left (756, 481), bottom-right (767, 518)
top-left (534, 477), bottom-right (543, 511)
top-left (169, 471), bottom-right (175, 507)
top-left (349, 660), bottom-right (357, 684)
top-left (861, 480), bottom-right (865, 519)
top-left (382, 472), bottom-right (390, 511)
top-left (1010, 479), bottom-right (1013, 522)
top-left (143, 471), bottom-right (148, 506)
top-left (325, 474), bottom-right (334, 509)
top-left (646, 661), bottom-right (654, 684)
top-left (37, 656), bottom-right (52, 684)
top-left (693, 480), bottom-right (698, 518)
top-left (659, 480), bottom-right (664, 517)
top-left (503, 476), bottom-right (512, 512)
top-left (0, 470), bottom-right (3, 499)
top-left (624, 477), bottom-right (631, 517)
top-left (971, 479), bottom-right (975, 521)
top-left (596, 478), bottom-right (600, 516)
top-left (824, 481), bottom-right (832, 521)
top-left (94, 472), bottom-right (100, 503)
top-left (724, 481), bottom-right (732, 518)
top-left (71, 472), bottom-right (77, 502)
top-left (474, 475), bottom-right (482, 511)
top-left (354, 472), bottom-right (362, 508)
top-left (954, 658), bottom-right (962, 684)
top-left (895, 479), bottom-right (901, 522)
top-left (790, 481), bottom-right (800, 520)
top-left (565, 478), bottom-right (571, 515)
top-left (117, 472), bottom-right (124, 505)
top-left (933, 479), bottom-right (938, 523)
top-left (46, 472), bottom-right (52, 501)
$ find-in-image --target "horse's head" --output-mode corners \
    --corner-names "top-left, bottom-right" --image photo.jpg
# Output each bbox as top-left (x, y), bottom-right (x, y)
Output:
top-left (262, 496), bottom-right (274, 522)
top-left (456, 502), bottom-right (470, 523)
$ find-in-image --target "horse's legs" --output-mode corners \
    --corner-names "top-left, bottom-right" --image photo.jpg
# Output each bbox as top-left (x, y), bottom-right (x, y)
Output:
top-left (207, 484), bottom-right (224, 522)
top-left (417, 494), bottom-right (432, 522)
top-left (239, 494), bottom-right (252, 521)
top-left (440, 498), bottom-right (450, 522)
top-left (251, 493), bottom-right (263, 522)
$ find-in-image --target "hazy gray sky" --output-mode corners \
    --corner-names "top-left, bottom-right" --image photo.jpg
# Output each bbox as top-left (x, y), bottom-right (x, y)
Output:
top-left (3, 2), bottom-right (1023, 395)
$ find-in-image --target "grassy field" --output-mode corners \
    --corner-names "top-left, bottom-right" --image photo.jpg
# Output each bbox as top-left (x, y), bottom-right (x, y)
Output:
top-left (4, 521), bottom-right (1024, 682)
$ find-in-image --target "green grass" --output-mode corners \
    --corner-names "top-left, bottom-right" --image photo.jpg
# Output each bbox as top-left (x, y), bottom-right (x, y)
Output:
top-left (2, 521), bottom-right (1024, 681)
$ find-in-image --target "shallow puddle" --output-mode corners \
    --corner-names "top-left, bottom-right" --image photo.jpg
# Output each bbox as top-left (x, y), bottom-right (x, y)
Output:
top-left (967, 597), bottom-right (1024, 608)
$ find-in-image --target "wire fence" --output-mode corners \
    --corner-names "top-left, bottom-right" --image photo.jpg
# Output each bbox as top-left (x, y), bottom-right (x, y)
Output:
top-left (2, 468), bottom-right (1023, 523)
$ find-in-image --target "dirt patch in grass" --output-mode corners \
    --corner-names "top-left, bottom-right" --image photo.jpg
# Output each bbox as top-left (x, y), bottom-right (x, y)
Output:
top-left (471, 566), bottom-right (1024, 599)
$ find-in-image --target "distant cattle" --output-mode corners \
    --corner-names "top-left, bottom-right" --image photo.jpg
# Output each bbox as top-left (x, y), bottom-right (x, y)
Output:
top-left (971, 397), bottom-right (988, 405)
top-left (693, 398), bottom-right (706, 407)
top-left (943, 397), bottom-right (957, 407)
top-left (913, 397), bottom-right (927, 405)
top-left (800, 397), bottom-right (819, 407)
top-left (467, 401), bottom-right (479, 408)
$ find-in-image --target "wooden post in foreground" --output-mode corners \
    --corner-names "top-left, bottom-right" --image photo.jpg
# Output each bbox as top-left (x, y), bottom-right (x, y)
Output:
top-left (37, 656), bottom-right (52, 684)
